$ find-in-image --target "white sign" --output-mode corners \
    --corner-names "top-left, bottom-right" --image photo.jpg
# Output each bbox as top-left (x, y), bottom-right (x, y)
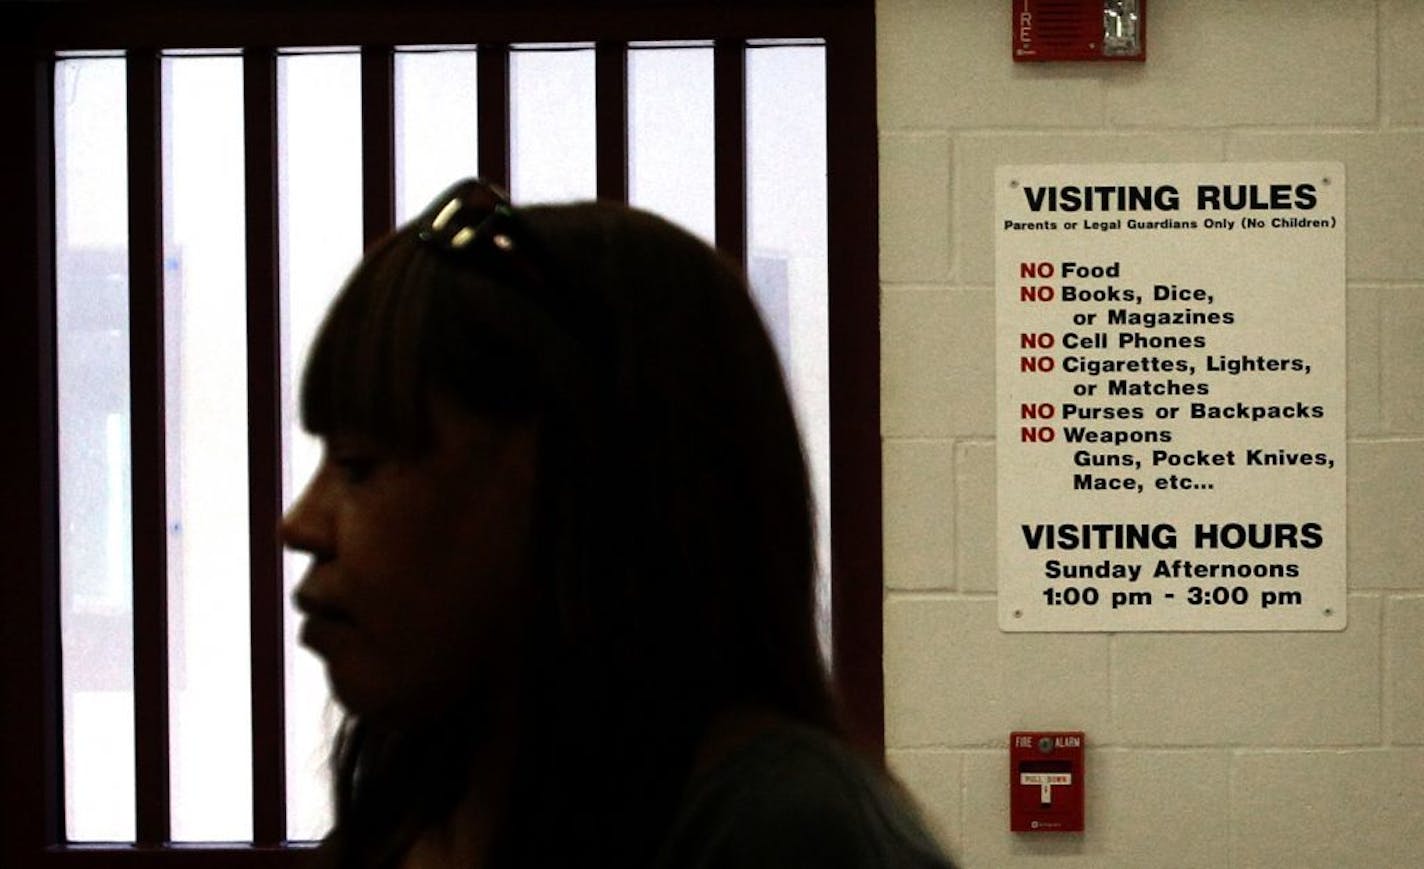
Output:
top-left (996, 163), bottom-right (1346, 631)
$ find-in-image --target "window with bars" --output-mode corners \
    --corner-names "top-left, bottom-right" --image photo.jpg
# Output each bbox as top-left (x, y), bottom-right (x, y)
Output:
top-left (2, 3), bottom-right (880, 865)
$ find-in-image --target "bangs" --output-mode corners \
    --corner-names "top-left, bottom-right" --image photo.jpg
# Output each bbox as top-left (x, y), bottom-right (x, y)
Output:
top-left (300, 230), bottom-right (437, 451)
top-left (300, 228), bottom-right (552, 451)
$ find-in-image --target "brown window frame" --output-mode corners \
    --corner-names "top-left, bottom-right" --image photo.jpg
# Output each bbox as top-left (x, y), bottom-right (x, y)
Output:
top-left (0, 1), bottom-right (880, 865)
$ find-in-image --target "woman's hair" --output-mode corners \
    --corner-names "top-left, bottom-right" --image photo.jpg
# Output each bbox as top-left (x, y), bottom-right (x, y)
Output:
top-left (301, 194), bottom-right (840, 867)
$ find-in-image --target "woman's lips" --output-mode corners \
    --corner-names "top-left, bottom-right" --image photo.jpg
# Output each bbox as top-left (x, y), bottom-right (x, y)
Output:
top-left (293, 582), bottom-right (353, 655)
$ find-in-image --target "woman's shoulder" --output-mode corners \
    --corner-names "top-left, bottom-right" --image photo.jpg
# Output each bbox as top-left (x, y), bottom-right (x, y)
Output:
top-left (653, 717), bottom-right (955, 869)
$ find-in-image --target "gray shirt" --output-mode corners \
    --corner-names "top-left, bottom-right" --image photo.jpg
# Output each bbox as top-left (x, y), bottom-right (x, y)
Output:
top-left (653, 724), bottom-right (956, 869)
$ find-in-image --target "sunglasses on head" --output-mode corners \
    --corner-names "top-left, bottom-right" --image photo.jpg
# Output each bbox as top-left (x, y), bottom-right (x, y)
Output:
top-left (417, 178), bottom-right (546, 290)
top-left (415, 178), bottom-right (610, 370)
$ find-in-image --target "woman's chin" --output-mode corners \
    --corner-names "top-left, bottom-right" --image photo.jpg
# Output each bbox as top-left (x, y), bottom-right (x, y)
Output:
top-left (326, 668), bottom-right (446, 728)
top-left (320, 658), bottom-right (395, 720)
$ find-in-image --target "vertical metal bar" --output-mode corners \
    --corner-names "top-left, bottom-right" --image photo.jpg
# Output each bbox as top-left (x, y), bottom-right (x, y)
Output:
top-left (0, 43), bottom-right (62, 863)
top-left (36, 53), bottom-right (64, 853)
top-left (595, 41), bottom-right (628, 203)
top-left (477, 44), bottom-right (511, 192)
top-left (244, 46), bottom-right (287, 847)
top-left (823, 17), bottom-right (884, 757)
top-left (362, 45), bottom-right (395, 247)
top-left (713, 39), bottom-right (746, 267)
top-left (126, 46), bottom-right (171, 846)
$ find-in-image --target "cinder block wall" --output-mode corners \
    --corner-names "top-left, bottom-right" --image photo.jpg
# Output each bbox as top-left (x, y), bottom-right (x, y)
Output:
top-left (876, 2), bottom-right (1424, 866)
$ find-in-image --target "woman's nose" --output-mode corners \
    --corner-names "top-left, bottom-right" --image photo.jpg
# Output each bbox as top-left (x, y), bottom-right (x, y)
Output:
top-left (280, 471), bottom-right (333, 561)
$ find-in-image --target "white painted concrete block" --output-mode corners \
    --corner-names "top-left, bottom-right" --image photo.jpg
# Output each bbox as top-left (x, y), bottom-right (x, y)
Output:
top-left (884, 438), bottom-right (956, 590)
top-left (1104, 0), bottom-right (1376, 129)
top-left (955, 441), bottom-right (996, 594)
top-left (885, 597), bottom-right (1111, 747)
top-left (1347, 285), bottom-right (1382, 437)
top-left (1379, 288), bottom-right (1424, 434)
top-left (882, 288), bottom-right (995, 437)
top-left (1383, 0), bottom-right (1424, 126)
top-left (880, 133), bottom-right (953, 284)
top-left (1232, 749), bottom-right (1424, 867)
top-left (1386, 596), bottom-right (1424, 745)
top-left (1112, 596), bottom-right (1382, 745)
top-left (1348, 440), bottom-right (1424, 589)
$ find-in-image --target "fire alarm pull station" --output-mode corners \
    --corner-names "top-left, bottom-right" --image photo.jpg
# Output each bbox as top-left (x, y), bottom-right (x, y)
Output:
top-left (1010, 732), bottom-right (1085, 832)
top-left (1013, 0), bottom-right (1146, 62)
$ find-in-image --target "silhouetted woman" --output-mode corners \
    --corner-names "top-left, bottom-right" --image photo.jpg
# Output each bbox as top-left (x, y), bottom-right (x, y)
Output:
top-left (283, 180), bottom-right (954, 868)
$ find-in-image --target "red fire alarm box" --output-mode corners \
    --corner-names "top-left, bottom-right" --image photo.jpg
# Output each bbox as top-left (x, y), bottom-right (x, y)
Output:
top-left (1010, 731), bottom-right (1085, 832)
top-left (1013, 0), bottom-right (1146, 62)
